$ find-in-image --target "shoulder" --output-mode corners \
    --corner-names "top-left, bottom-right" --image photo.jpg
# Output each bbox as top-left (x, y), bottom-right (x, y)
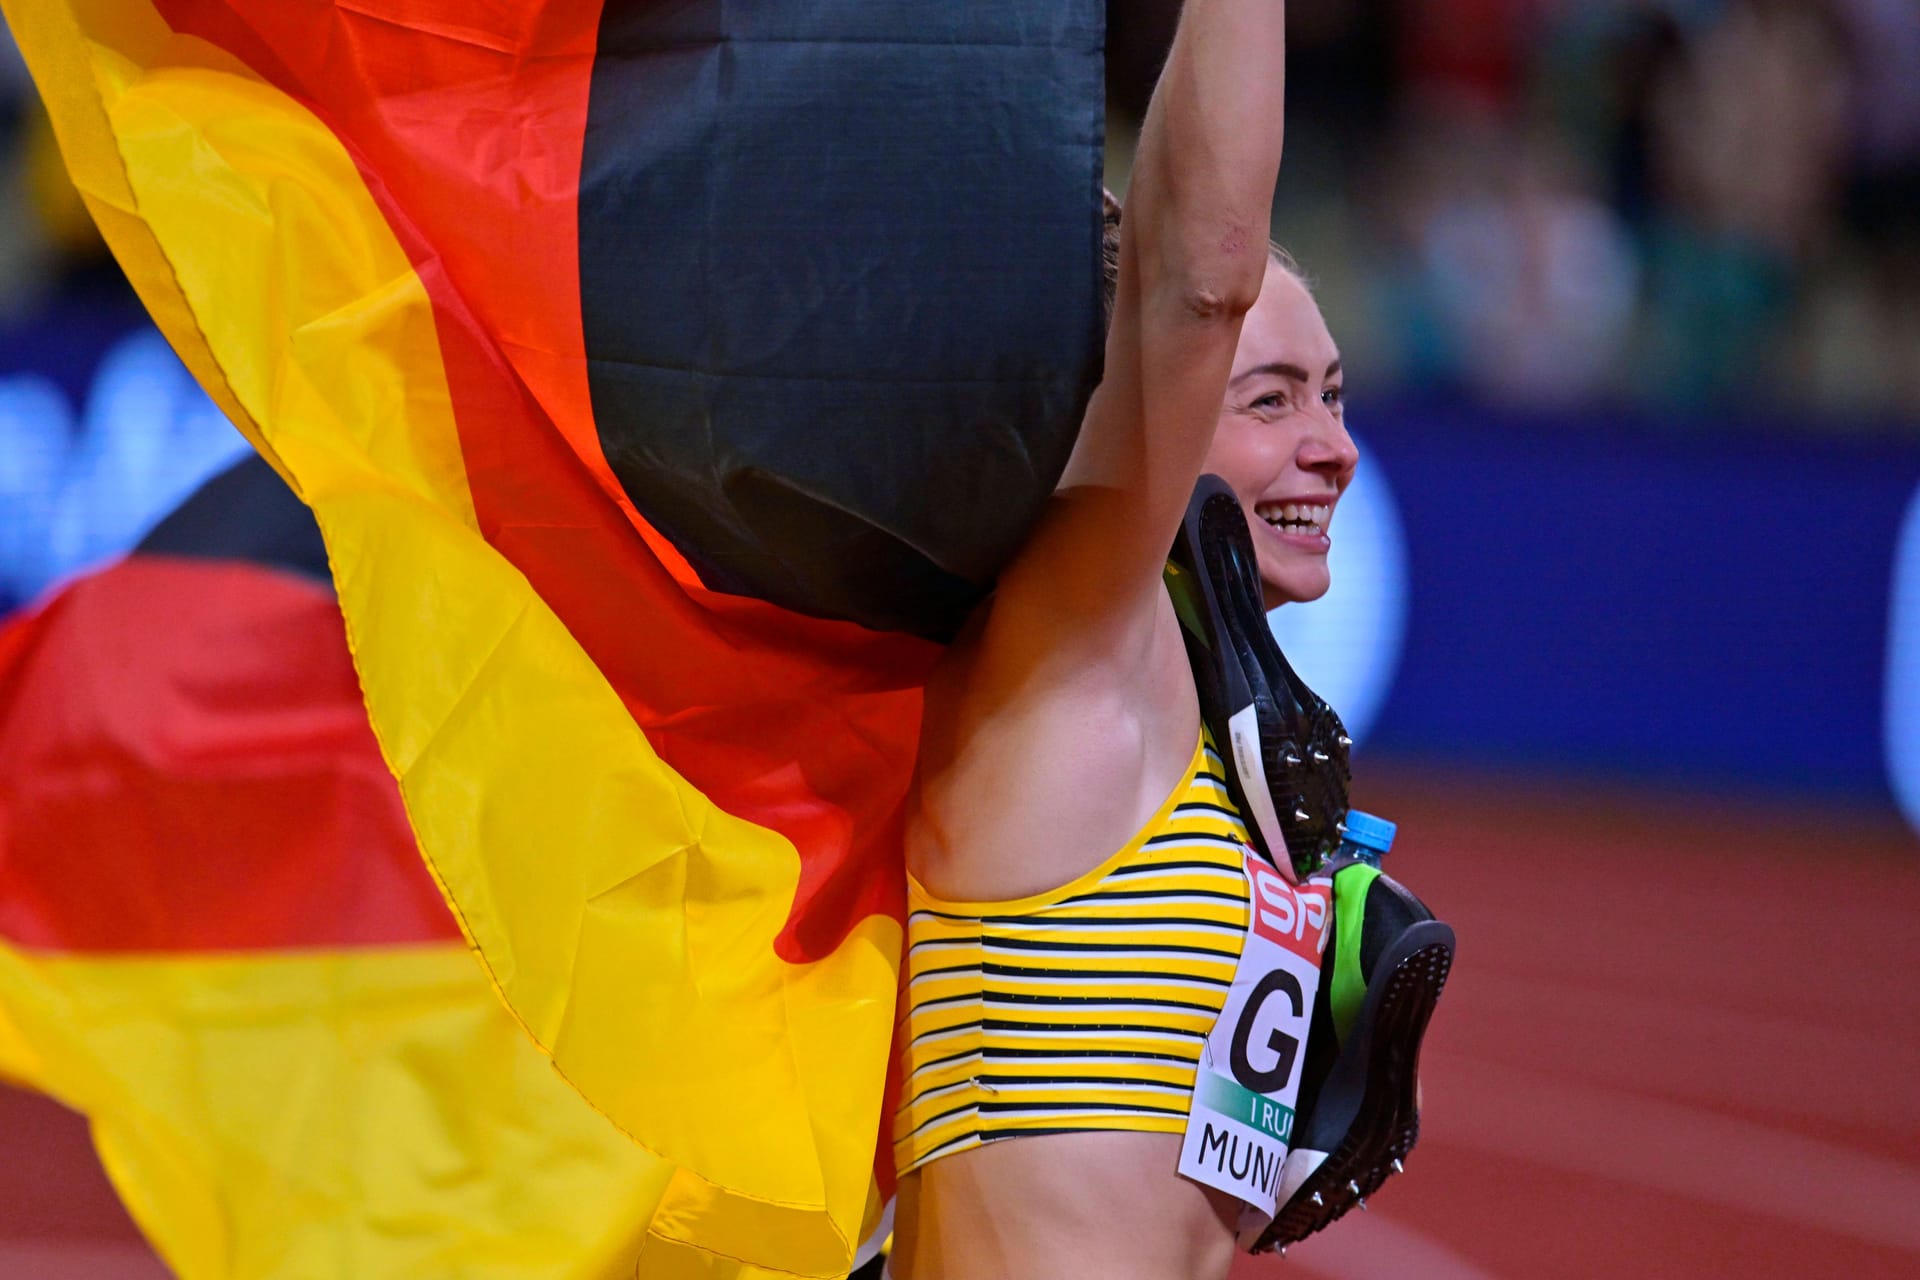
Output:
top-left (906, 585), bottom-right (1201, 901)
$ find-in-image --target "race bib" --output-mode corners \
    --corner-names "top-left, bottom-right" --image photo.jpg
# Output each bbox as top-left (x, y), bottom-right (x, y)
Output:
top-left (1177, 849), bottom-right (1331, 1218)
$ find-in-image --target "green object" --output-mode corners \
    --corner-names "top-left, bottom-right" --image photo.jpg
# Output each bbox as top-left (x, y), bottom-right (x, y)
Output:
top-left (1164, 561), bottom-right (1211, 648)
top-left (1330, 861), bottom-right (1382, 1044)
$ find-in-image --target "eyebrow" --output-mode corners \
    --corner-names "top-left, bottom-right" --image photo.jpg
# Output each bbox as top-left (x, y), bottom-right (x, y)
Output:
top-left (1229, 358), bottom-right (1342, 387)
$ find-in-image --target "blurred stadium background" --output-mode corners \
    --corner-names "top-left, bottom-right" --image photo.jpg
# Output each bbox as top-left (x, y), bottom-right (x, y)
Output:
top-left (2, 1), bottom-right (1917, 1277)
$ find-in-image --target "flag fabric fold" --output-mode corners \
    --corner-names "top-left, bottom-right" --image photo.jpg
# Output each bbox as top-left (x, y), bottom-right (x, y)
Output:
top-left (1, 2), bottom-right (1107, 1272)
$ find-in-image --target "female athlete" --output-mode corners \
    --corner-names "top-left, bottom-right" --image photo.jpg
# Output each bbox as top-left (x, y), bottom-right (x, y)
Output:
top-left (886, 2), bottom-right (1369, 1276)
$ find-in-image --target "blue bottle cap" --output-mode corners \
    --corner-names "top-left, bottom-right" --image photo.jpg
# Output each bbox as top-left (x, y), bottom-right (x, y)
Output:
top-left (1343, 809), bottom-right (1397, 855)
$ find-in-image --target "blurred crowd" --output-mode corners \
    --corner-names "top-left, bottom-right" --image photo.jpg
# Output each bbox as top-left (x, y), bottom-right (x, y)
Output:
top-left (1110, 0), bottom-right (1920, 426)
top-left (0, 28), bottom-right (114, 323)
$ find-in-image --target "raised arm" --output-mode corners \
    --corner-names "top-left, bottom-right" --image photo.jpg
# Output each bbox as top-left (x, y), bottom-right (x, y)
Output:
top-left (998, 0), bottom-right (1288, 639)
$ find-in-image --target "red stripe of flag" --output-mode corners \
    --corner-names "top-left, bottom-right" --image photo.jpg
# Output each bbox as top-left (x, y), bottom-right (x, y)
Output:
top-left (0, 557), bottom-right (459, 953)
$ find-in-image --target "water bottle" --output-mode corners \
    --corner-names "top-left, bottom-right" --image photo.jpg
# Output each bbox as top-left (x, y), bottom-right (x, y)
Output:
top-left (1336, 809), bottom-right (1396, 868)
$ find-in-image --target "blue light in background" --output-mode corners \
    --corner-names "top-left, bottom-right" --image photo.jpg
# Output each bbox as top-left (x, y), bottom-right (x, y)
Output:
top-left (0, 374), bottom-right (69, 604)
top-left (1267, 438), bottom-right (1409, 748)
top-left (1887, 480), bottom-right (1920, 841)
top-left (0, 328), bottom-right (247, 610)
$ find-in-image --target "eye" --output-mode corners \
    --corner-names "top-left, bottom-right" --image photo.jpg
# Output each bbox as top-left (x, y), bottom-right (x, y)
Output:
top-left (1321, 384), bottom-right (1344, 411)
top-left (1251, 391), bottom-right (1290, 412)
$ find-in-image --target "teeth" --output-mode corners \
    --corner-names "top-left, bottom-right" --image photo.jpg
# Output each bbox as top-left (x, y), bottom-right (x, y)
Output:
top-left (1256, 501), bottom-right (1331, 535)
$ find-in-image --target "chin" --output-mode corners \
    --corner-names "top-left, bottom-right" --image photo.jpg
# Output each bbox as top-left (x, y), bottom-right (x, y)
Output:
top-left (1261, 569), bottom-right (1331, 611)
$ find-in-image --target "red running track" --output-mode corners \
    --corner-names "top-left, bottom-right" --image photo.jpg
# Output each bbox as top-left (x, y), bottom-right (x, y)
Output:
top-left (4, 760), bottom-right (1918, 1278)
top-left (1234, 760), bottom-right (1920, 1280)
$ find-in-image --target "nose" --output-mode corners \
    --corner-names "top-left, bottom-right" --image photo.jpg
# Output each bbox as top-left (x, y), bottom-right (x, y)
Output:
top-left (1298, 407), bottom-right (1359, 478)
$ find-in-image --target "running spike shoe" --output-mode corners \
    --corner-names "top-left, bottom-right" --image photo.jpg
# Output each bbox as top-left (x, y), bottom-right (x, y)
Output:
top-left (1166, 474), bottom-right (1351, 879)
top-left (1248, 858), bottom-right (1455, 1252)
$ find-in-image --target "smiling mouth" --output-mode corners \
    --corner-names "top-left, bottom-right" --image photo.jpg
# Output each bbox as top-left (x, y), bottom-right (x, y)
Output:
top-left (1254, 500), bottom-right (1331, 537)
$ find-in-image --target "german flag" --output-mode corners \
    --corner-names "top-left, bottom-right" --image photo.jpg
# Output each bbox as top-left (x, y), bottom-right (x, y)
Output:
top-left (0, 456), bottom-right (668, 1277)
top-left (2, 3), bottom-right (1106, 1274)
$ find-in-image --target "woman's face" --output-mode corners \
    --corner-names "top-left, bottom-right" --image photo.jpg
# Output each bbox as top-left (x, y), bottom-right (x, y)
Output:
top-left (1204, 262), bottom-right (1358, 610)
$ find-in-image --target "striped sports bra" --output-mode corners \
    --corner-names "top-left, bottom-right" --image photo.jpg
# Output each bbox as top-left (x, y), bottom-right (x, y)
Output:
top-left (893, 727), bottom-right (1254, 1174)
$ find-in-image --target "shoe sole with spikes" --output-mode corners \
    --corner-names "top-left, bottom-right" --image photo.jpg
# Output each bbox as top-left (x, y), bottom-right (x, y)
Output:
top-left (1249, 921), bottom-right (1455, 1252)
top-left (1168, 475), bottom-right (1352, 878)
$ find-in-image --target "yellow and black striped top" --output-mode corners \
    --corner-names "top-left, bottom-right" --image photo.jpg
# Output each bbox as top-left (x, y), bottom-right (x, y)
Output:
top-left (893, 728), bottom-right (1254, 1175)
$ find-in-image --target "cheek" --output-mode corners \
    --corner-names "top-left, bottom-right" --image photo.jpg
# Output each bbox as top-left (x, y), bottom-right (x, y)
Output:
top-left (1206, 424), bottom-right (1280, 496)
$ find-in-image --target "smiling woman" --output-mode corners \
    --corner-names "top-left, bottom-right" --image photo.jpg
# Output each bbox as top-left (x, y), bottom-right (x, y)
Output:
top-left (882, 0), bottom-right (1470, 1264)
top-left (1206, 260), bottom-right (1357, 610)
top-left (886, 2), bottom-right (1348, 1276)
top-left (1099, 221), bottom-right (1354, 609)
